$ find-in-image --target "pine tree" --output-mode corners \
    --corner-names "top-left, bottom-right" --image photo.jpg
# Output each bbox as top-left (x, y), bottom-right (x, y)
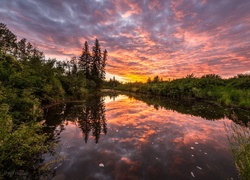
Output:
top-left (101, 49), bottom-right (107, 82)
top-left (78, 39), bottom-right (107, 88)
top-left (91, 39), bottom-right (102, 86)
top-left (79, 41), bottom-right (91, 79)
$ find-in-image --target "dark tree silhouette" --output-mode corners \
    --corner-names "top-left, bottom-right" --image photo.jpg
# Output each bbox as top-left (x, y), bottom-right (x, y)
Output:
top-left (77, 39), bottom-right (107, 88)
top-left (147, 77), bottom-right (152, 83)
top-left (17, 38), bottom-right (27, 60)
top-left (79, 41), bottom-right (91, 79)
top-left (0, 23), bottom-right (17, 55)
top-left (101, 49), bottom-right (107, 82)
top-left (153, 75), bottom-right (159, 83)
top-left (80, 95), bottom-right (106, 143)
top-left (91, 39), bottom-right (102, 86)
top-left (60, 95), bottom-right (107, 143)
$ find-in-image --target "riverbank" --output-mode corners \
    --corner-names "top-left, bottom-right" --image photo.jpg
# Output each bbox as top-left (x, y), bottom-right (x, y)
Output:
top-left (114, 74), bottom-right (250, 110)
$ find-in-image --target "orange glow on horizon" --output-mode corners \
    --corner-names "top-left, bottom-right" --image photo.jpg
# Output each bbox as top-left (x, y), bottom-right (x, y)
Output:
top-left (2, 0), bottom-right (249, 81)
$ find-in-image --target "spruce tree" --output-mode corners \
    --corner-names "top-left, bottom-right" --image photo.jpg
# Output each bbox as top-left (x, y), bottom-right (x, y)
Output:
top-left (91, 39), bottom-right (102, 86)
top-left (78, 39), bottom-right (107, 88)
top-left (101, 49), bottom-right (107, 82)
top-left (79, 41), bottom-right (91, 79)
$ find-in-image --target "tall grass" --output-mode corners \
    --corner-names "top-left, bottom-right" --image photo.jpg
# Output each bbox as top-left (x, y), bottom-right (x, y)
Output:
top-left (225, 116), bottom-right (250, 179)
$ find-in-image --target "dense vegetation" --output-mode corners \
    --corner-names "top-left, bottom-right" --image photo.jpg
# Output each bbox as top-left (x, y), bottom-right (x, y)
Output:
top-left (0, 23), bottom-right (107, 178)
top-left (225, 120), bottom-right (250, 179)
top-left (115, 74), bottom-right (250, 109)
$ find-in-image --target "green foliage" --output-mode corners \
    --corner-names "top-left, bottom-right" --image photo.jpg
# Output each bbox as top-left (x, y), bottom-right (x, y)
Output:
top-left (0, 23), bottom-right (105, 178)
top-left (228, 74), bottom-right (250, 89)
top-left (116, 74), bottom-right (250, 109)
top-left (0, 104), bottom-right (53, 179)
top-left (103, 76), bottom-right (121, 89)
top-left (225, 121), bottom-right (250, 179)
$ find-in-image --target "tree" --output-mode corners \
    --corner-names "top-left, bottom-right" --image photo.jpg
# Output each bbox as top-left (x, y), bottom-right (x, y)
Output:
top-left (153, 75), bottom-right (159, 83)
top-left (26, 42), bottom-right (33, 59)
top-left (79, 41), bottom-right (91, 79)
top-left (70, 56), bottom-right (78, 75)
top-left (91, 39), bottom-right (102, 86)
top-left (101, 49), bottom-right (107, 82)
top-left (147, 77), bottom-right (152, 83)
top-left (17, 38), bottom-right (27, 60)
top-left (78, 39), bottom-right (107, 88)
top-left (186, 73), bottom-right (195, 78)
top-left (29, 44), bottom-right (44, 61)
top-left (0, 23), bottom-right (17, 55)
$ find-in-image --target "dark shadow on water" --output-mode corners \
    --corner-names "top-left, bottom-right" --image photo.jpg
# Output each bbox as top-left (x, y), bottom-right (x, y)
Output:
top-left (45, 94), bottom-right (107, 143)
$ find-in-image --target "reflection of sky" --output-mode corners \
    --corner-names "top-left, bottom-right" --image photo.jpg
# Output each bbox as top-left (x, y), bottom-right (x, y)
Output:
top-left (53, 95), bottom-right (237, 179)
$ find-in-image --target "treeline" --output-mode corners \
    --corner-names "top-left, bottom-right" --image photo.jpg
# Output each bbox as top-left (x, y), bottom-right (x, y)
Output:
top-left (103, 76), bottom-right (120, 88)
top-left (115, 74), bottom-right (250, 109)
top-left (0, 23), bottom-right (107, 178)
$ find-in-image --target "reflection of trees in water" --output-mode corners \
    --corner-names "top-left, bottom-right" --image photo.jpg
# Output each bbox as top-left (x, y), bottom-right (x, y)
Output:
top-left (78, 95), bottom-right (107, 143)
top-left (61, 95), bottom-right (107, 143)
top-left (125, 93), bottom-right (250, 123)
top-left (40, 95), bottom-right (107, 179)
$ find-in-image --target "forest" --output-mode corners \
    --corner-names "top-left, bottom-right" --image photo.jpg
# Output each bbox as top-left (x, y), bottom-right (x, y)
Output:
top-left (0, 23), bottom-right (107, 178)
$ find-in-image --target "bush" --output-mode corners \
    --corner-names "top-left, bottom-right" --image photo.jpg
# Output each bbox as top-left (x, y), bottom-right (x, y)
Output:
top-left (0, 104), bottom-right (53, 179)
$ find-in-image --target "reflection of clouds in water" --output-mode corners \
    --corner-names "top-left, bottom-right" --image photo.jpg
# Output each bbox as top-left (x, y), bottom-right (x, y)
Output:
top-left (104, 94), bottom-right (128, 104)
top-left (54, 95), bottom-right (237, 179)
top-left (104, 95), bottom-right (236, 178)
top-left (107, 97), bottom-right (231, 148)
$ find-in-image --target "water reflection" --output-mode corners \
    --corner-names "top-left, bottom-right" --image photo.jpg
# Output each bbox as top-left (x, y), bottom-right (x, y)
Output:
top-left (45, 94), bottom-right (107, 143)
top-left (44, 94), bottom-right (250, 179)
top-left (125, 93), bottom-right (250, 123)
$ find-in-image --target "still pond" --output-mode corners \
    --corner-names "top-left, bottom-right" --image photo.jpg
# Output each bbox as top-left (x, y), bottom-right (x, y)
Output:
top-left (44, 93), bottom-right (250, 180)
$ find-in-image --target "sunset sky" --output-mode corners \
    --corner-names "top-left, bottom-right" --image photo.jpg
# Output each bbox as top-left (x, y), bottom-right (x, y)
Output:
top-left (0, 0), bottom-right (249, 82)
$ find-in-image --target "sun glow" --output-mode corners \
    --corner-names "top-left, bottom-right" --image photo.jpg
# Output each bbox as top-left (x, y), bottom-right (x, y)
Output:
top-left (1, 0), bottom-right (249, 80)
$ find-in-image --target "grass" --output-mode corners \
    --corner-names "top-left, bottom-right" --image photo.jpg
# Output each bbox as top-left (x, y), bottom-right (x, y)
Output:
top-left (225, 115), bottom-right (250, 179)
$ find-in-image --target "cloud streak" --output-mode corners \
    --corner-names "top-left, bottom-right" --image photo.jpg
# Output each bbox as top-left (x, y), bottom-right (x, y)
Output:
top-left (0, 0), bottom-right (249, 81)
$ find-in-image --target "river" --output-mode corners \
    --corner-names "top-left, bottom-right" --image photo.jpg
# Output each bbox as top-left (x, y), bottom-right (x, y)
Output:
top-left (43, 93), bottom-right (250, 180)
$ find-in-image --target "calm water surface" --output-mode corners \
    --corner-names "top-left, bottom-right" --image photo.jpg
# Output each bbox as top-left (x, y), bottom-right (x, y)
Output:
top-left (44, 94), bottom-right (246, 180)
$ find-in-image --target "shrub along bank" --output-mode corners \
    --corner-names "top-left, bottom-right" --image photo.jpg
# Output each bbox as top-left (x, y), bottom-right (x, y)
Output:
top-left (115, 74), bottom-right (250, 109)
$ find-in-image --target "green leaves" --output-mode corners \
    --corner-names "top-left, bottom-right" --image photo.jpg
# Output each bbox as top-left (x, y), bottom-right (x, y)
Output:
top-left (0, 104), bottom-right (54, 179)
